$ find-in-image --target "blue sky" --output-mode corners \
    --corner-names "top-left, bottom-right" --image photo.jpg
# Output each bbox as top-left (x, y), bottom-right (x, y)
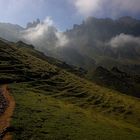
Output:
top-left (0, 0), bottom-right (140, 30)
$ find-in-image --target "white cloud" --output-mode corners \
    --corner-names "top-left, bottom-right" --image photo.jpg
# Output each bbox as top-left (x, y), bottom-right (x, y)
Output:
top-left (22, 17), bottom-right (53, 41)
top-left (71, 0), bottom-right (140, 17)
top-left (55, 32), bottom-right (69, 47)
top-left (21, 17), bottom-right (69, 50)
top-left (73, 0), bottom-right (101, 16)
top-left (109, 34), bottom-right (140, 48)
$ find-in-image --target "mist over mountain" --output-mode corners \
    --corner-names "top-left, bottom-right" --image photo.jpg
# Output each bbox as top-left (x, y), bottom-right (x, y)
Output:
top-left (57, 16), bottom-right (140, 73)
top-left (0, 22), bottom-right (23, 41)
top-left (0, 16), bottom-right (140, 74)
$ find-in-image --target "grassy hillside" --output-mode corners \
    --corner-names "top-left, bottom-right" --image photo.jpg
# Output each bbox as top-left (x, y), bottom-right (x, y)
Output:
top-left (10, 83), bottom-right (140, 140)
top-left (91, 66), bottom-right (140, 98)
top-left (0, 39), bottom-right (140, 139)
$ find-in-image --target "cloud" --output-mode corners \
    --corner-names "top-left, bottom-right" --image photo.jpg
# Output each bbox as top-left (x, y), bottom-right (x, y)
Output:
top-left (71, 0), bottom-right (140, 17)
top-left (55, 32), bottom-right (69, 47)
top-left (21, 17), bottom-right (69, 51)
top-left (73, 0), bottom-right (101, 16)
top-left (109, 34), bottom-right (140, 48)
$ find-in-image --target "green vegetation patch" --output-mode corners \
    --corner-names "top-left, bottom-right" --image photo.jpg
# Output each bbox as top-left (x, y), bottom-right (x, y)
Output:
top-left (10, 84), bottom-right (140, 140)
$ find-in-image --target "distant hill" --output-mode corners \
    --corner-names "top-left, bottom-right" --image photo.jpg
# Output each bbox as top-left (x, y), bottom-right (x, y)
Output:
top-left (92, 66), bottom-right (140, 98)
top-left (0, 23), bottom-right (23, 41)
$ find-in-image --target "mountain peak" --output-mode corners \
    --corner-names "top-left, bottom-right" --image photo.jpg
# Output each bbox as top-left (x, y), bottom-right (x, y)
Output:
top-left (26, 18), bottom-right (40, 29)
top-left (117, 16), bottom-right (140, 25)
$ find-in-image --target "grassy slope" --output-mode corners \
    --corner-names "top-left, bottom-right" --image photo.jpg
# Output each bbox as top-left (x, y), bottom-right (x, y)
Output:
top-left (10, 83), bottom-right (140, 140)
top-left (0, 40), bottom-right (140, 139)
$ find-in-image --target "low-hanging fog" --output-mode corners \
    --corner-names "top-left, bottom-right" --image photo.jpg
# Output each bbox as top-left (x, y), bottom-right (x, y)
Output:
top-left (21, 17), bottom-right (69, 52)
top-left (109, 34), bottom-right (140, 48)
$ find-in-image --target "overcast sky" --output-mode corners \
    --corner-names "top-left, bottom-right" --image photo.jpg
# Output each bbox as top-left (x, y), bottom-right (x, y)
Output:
top-left (0, 0), bottom-right (140, 30)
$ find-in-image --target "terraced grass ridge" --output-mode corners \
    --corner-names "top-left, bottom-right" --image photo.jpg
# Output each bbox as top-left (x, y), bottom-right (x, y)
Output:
top-left (0, 39), bottom-right (140, 140)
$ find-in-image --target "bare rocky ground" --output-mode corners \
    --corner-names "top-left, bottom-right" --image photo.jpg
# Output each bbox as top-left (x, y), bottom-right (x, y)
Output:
top-left (0, 88), bottom-right (8, 116)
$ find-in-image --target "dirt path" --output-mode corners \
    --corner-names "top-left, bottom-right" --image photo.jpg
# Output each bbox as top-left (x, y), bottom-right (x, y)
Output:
top-left (0, 85), bottom-right (15, 140)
